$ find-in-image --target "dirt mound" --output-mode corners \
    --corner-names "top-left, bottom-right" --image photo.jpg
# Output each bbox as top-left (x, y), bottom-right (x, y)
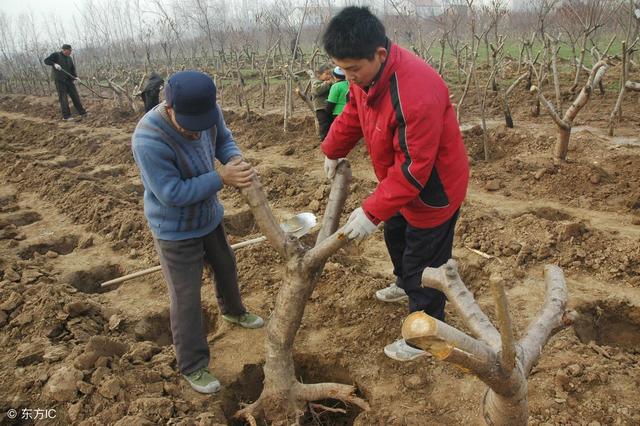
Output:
top-left (465, 123), bottom-right (640, 215)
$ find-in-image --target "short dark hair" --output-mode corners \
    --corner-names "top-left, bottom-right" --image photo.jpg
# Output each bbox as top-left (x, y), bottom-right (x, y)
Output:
top-left (61, 44), bottom-right (72, 50)
top-left (322, 7), bottom-right (386, 60)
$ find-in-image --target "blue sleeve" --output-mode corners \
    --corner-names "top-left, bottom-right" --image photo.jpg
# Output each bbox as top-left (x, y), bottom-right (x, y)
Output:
top-left (214, 105), bottom-right (242, 164)
top-left (132, 137), bottom-right (223, 207)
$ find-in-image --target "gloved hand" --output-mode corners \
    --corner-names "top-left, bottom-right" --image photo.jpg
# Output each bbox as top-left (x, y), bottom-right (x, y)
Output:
top-left (343, 207), bottom-right (379, 240)
top-left (53, 63), bottom-right (62, 71)
top-left (324, 157), bottom-right (338, 179)
top-left (74, 77), bottom-right (82, 83)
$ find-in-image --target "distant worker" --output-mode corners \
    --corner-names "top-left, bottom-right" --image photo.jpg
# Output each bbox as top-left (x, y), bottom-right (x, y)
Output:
top-left (310, 64), bottom-right (333, 141)
top-left (44, 44), bottom-right (87, 121)
top-left (140, 72), bottom-right (164, 112)
top-left (326, 66), bottom-right (349, 124)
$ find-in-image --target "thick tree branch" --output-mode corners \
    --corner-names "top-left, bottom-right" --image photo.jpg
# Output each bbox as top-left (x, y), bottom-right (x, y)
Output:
top-left (315, 161), bottom-right (352, 245)
top-left (240, 176), bottom-right (289, 258)
top-left (564, 60), bottom-right (607, 123)
top-left (505, 72), bottom-right (529, 97)
top-left (492, 281), bottom-right (516, 371)
top-left (421, 261), bottom-right (502, 350)
top-left (530, 85), bottom-right (570, 130)
top-left (403, 311), bottom-right (495, 366)
top-left (519, 265), bottom-right (569, 374)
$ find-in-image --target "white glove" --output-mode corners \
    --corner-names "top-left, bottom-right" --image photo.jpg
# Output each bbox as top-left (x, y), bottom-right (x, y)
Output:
top-left (74, 77), bottom-right (82, 83)
top-left (343, 207), bottom-right (379, 240)
top-left (324, 157), bottom-right (338, 179)
top-left (53, 63), bottom-right (62, 70)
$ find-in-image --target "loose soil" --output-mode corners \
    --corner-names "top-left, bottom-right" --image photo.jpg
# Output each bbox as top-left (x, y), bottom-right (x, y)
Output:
top-left (0, 83), bottom-right (639, 426)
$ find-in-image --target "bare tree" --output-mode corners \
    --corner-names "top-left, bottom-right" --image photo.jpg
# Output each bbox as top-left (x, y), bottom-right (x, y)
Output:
top-left (234, 161), bottom-right (370, 424)
top-left (402, 260), bottom-right (574, 426)
top-left (530, 60), bottom-right (608, 163)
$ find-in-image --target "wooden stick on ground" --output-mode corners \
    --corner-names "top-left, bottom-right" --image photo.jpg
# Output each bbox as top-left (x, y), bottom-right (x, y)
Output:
top-left (100, 235), bottom-right (268, 288)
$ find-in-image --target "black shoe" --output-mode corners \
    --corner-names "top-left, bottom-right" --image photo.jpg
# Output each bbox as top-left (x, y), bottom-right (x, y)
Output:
top-left (62, 117), bottom-right (74, 122)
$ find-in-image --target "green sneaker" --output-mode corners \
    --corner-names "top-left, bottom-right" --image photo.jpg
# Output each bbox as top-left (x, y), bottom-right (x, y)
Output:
top-left (183, 368), bottom-right (221, 394)
top-left (222, 312), bottom-right (265, 329)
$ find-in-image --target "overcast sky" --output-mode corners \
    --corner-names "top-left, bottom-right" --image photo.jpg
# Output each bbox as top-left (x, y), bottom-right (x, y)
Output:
top-left (2, 0), bottom-right (79, 18)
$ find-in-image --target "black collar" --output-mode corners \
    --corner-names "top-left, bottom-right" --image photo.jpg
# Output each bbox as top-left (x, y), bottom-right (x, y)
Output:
top-left (366, 38), bottom-right (391, 92)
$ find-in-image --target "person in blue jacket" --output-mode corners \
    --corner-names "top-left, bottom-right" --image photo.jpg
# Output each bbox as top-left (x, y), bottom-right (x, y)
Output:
top-left (131, 71), bottom-right (264, 395)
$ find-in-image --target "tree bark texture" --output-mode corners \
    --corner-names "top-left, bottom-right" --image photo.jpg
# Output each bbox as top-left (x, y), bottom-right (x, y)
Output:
top-left (234, 161), bottom-right (369, 424)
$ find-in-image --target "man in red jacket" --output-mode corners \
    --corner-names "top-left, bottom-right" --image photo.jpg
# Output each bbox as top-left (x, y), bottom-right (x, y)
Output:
top-left (321, 6), bottom-right (469, 361)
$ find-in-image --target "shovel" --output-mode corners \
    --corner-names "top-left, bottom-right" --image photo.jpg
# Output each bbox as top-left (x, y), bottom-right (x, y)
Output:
top-left (55, 66), bottom-right (109, 99)
top-left (100, 212), bottom-right (316, 288)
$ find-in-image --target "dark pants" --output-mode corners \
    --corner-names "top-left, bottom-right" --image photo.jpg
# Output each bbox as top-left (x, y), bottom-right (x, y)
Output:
top-left (142, 90), bottom-right (160, 112)
top-left (54, 79), bottom-right (86, 119)
top-left (315, 109), bottom-right (332, 141)
top-left (153, 224), bottom-right (246, 375)
top-left (384, 210), bottom-right (459, 321)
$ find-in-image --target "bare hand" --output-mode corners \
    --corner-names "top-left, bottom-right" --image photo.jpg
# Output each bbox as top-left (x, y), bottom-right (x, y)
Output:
top-left (219, 158), bottom-right (255, 188)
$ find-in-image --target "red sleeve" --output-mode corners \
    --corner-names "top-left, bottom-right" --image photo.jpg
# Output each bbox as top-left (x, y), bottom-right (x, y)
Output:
top-left (363, 78), bottom-right (444, 221)
top-left (320, 88), bottom-right (363, 159)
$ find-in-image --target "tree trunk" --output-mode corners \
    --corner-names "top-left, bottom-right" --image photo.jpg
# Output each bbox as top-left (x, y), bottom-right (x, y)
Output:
top-left (554, 127), bottom-right (571, 164)
top-left (503, 102), bottom-right (513, 128)
top-left (234, 162), bottom-right (369, 425)
top-left (483, 384), bottom-right (528, 426)
top-left (608, 41), bottom-right (628, 136)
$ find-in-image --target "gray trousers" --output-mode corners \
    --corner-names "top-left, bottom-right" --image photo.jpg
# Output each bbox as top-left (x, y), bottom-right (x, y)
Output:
top-left (153, 224), bottom-right (246, 375)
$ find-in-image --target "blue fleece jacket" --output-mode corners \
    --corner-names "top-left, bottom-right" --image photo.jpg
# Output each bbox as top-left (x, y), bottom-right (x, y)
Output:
top-left (132, 102), bottom-right (241, 240)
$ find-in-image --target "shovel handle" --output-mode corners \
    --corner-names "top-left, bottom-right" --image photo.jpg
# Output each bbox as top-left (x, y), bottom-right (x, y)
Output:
top-left (100, 235), bottom-right (267, 288)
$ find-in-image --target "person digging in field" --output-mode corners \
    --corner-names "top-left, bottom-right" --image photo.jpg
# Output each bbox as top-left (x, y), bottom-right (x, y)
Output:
top-left (310, 64), bottom-right (334, 141)
top-left (321, 7), bottom-right (469, 362)
top-left (325, 66), bottom-right (349, 123)
top-left (131, 70), bottom-right (265, 394)
top-left (44, 44), bottom-right (87, 121)
top-left (140, 72), bottom-right (164, 112)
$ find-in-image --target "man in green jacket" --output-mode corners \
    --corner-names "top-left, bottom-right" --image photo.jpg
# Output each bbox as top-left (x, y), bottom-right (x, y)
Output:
top-left (326, 66), bottom-right (349, 120)
top-left (44, 44), bottom-right (87, 121)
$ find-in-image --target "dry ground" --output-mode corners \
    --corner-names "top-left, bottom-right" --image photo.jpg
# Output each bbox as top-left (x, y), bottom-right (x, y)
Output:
top-left (0, 75), bottom-right (639, 426)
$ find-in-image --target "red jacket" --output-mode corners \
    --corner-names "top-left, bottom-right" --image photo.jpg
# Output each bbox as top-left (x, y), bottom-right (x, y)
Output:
top-left (322, 43), bottom-right (469, 228)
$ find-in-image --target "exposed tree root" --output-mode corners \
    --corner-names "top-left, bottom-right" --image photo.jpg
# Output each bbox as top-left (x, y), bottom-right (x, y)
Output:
top-left (234, 381), bottom-right (369, 425)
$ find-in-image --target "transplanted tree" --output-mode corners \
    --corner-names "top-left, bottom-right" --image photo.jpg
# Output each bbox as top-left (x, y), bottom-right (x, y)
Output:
top-left (234, 160), bottom-right (369, 425)
top-left (529, 58), bottom-right (608, 164)
top-left (402, 260), bottom-right (575, 426)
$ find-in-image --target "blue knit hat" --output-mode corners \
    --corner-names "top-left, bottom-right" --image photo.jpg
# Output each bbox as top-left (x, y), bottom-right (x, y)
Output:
top-left (164, 71), bottom-right (218, 131)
